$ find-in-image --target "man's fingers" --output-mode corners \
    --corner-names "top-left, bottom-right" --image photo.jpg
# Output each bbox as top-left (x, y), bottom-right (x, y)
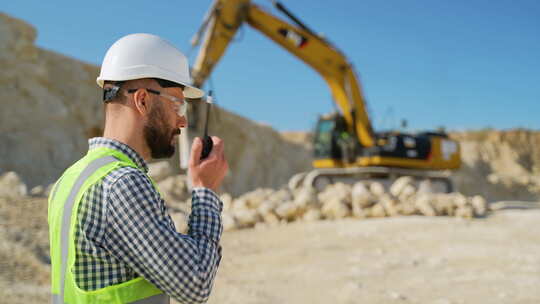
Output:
top-left (189, 136), bottom-right (227, 191)
top-left (190, 137), bottom-right (203, 166)
top-left (210, 136), bottom-right (224, 156)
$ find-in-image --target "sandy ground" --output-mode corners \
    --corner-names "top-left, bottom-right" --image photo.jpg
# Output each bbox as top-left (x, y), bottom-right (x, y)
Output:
top-left (3, 199), bottom-right (540, 303)
top-left (197, 210), bottom-right (540, 304)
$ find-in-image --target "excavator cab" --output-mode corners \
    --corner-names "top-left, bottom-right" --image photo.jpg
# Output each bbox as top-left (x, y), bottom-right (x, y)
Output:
top-left (313, 113), bottom-right (435, 166)
top-left (313, 112), bottom-right (460, 172)
top-left (313, 114), bottom-right (355, 165)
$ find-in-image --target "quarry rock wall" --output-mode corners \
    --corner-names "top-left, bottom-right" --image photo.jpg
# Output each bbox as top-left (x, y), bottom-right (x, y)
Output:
top-left (451, 130), bottom-right (540, 201)
top-left (1, 13), bottom-right (538, 200)
top-left (0, 13), bottom-right (103, 189)
top-left (0, 13), bottom-right (311, 196)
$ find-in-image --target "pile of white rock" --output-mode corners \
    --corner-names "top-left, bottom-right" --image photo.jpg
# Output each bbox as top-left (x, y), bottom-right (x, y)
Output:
top-left (0, 166), bottom-right (489, 233)
top-left (218, 176), bottom-right (488, 231)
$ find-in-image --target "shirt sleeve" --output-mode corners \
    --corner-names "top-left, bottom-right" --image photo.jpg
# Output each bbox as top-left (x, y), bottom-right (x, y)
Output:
top-left (103, 169), bottom-right (223, 304)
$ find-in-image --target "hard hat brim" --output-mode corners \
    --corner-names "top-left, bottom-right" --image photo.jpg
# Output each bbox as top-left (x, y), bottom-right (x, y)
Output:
top-left (183, 85), bottom-right (205, 99)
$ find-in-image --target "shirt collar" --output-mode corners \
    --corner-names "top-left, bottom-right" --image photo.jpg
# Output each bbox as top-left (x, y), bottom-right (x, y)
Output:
top-left (88, 137), bottom-right (149, 173)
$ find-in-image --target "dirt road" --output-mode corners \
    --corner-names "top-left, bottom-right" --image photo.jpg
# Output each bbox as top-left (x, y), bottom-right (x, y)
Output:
top-left (199, 210), bottom-right (540, 304)
top-left (3, 198), bottom-right (539, 303)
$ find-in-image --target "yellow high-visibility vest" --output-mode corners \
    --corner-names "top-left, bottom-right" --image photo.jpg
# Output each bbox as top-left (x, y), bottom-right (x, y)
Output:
top-left (48, 147), bottom-right (168, 303)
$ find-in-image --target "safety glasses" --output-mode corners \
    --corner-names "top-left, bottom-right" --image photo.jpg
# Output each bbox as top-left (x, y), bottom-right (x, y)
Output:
top-left (127, 88), bottom-right (187, 116)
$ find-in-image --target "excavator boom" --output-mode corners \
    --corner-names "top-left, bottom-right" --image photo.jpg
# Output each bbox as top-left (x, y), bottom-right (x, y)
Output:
top-left (191, 0), bottom-right (461, 191)
top-left (192, 0), bottom-right (375, 147)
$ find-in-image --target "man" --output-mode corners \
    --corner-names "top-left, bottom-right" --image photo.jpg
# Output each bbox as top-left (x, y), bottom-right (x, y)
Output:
top-left (48, 33), bottom-right (228, 304)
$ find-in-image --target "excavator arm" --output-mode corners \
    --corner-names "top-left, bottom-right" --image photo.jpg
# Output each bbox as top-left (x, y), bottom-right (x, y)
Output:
top-left (190, 0), bottom-right (460, 190)
top-left (191, 0), bottom-right (375, 147)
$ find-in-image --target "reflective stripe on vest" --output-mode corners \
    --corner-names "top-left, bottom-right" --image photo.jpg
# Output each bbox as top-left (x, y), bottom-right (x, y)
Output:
top-left (52, 293), bottom-right (169, 304)
top-left (50, 155), bottom-right (169, 304)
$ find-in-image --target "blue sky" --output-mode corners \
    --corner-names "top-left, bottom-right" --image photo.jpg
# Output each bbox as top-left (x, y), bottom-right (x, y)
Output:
top-left (3, 0), bottom-right (540, 132)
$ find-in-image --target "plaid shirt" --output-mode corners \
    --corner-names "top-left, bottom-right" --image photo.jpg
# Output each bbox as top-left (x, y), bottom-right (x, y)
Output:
top-left (74, 137), bottom-right (223, 304)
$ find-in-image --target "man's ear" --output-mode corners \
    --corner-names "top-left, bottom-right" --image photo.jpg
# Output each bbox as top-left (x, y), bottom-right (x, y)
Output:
top-left (133, 89), bottom-right (150, 116)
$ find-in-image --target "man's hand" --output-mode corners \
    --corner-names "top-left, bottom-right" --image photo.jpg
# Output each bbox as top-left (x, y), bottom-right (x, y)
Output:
top-left (189, 136), bottom-right (228, 192)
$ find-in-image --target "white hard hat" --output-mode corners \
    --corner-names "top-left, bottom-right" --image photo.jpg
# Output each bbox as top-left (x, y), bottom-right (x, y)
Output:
top-left (97, 33), bottom-right (204, 99)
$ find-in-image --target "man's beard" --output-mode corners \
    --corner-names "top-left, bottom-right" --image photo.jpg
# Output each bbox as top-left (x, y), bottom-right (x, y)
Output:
top-left (143, 104), bottom-right (181, 159)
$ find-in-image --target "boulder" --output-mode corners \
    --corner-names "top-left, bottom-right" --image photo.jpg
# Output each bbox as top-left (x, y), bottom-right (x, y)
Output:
top-left (302, 208), bottom-right (322, 222)
top-left (275, 201), bottom-right (300, 221)
top-left (170, 212), bottom-right (188, 234)
top-left (257, 200), bottom-right (278, 216)
top-left (293, 187), bottom-right (318, 208)
top-left (390, 176), bottom-right (415, 197)
top-left (351, 204), bottom-right (370, 219)
top-left (455, 205), bottom-right (474, 219)
top-left (148, 161), bottom-right (173, 183)
top-left (398, 184), bottom-right (417, 201)
top-left (321, 198), bottom-right (350, 219)
top-left (453, 193), bottom-right (469, 208)
top-left (241, 188), bottom-right (278, 209)
top-left (351, 182), bottom-right (376, 208)
top-left (318, 183), bottom-right (352, 206)
top-left (273, 188), bottom-right (294, 203)
top-left (370, 203), bottom-right (387, 218)
top-left (232, 198), bottom-right (249, 210)
top-left (418, 180), bottom-right (435, 194)
top-left (220, 193), bottom-right (233, 212)
top-left (44, 183), bottom-right (55, 197)
top-left (157, 175), bottom-right (190, 205)
top-left (232, 209), bottom-right (260, 228)
top-left (431, 194), bottom-right (456, 216)
top-left (222, 212), bottom-right (237, 231)
top-left (397, 202), bottom-right (417, 216)
top-left (261, 212), bottom-right (280, 226)
top-left (380, 194), bottom-right (400, 216)
top-left (30, 185), bottom-right (45, 197)
top-left (414, 194), bottom-right (437, 216)
top-left (369, 181), bottom-right (386, 197)
top-left (470, 195), bottom-right (488, 217)
top-left (0, 172), bottom-right (27, 199)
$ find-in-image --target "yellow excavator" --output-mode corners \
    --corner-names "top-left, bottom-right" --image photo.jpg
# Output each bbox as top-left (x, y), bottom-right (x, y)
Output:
top-left (189, 0), bottom-right (461, 191)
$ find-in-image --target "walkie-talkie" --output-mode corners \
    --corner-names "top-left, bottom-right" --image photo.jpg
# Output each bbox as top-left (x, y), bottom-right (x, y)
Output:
top-left (200, 90), bottom-right (213, 160)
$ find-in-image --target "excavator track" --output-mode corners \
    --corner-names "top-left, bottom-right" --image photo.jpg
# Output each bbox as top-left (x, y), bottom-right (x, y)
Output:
top-left (289, 167), bottom-right (454, 193)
